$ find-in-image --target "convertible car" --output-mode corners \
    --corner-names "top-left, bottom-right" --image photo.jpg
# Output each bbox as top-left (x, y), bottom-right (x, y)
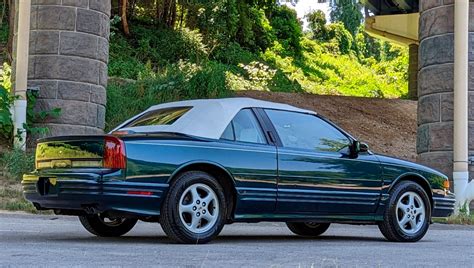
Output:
top-left (23, 98), bottom-right (455, 243)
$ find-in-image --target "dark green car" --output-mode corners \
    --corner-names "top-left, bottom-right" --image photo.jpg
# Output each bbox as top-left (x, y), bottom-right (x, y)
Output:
top-left (23, 98), bottom-right (455, 244)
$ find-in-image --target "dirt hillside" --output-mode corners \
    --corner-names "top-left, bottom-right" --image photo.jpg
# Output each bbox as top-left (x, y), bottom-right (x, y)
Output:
top-left (236, 91), bottom-right (418, 161)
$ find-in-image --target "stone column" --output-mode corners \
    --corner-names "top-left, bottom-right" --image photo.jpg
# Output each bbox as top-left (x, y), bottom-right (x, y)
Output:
top-left (408, 43), bottom-right (418, 100)
top-left (417, 1), bottom-right (474, 178)
top-left (27, 0), bottom-right (110, 136)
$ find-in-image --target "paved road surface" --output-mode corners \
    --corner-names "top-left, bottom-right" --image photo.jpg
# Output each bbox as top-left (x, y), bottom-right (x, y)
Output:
top-left (0, 213), bottom-right (473, 267)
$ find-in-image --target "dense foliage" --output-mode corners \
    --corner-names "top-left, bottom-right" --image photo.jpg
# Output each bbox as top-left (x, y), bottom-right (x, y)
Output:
top-left (0, 149), bottom-right (35, 182)
top-left (106, 1), bottom-right (408, 129)
top-left (0, 1), bottom-right (409, 133)
top-left (329, 0), bottom-right (363, 36)
top-left (0, 61), bottom-right (61, 142)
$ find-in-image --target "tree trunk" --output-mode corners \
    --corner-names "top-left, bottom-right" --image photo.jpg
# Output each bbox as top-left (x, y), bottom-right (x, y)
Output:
top-left (162, 0), bottom-right (169, 25)
top-left (7, 0), bottom-right (15, 64)
top-left (156, 0), bottom-right (164, 24)
top-left (169, 0), bottom-right (176, 28)
top-left (120, 0), bottom-right (130, 35)
top-left (0, 0), bottom-right (6, 26)
top-left (178, 4), bottom-right (184, 28)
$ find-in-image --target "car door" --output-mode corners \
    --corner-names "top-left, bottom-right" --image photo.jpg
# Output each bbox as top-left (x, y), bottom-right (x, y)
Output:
top-left (218, 108), bottom-right (278, 217)
top-left (262, 109), bottom-right (383, 215)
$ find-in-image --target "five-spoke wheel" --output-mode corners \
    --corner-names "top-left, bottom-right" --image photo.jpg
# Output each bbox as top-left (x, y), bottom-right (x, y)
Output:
top-left (378, 181), bottom-right (431, 242)
top-left (178, 183), bottom-right (219, 234)
top-left (160, 171), bottom-right (227, 244)
top-left (395, 192), bottom-right (426, 234)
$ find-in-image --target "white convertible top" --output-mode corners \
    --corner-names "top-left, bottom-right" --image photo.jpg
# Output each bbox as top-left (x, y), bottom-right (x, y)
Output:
top-left (114, 97), bottom-right (316, 140)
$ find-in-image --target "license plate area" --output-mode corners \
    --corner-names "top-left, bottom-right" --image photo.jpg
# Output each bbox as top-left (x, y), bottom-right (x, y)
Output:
top-left (37, 177), bottom-right (58, 196)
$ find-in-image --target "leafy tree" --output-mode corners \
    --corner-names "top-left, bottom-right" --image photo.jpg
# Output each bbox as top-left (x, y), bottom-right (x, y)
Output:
top-left (324, 22), bottom-right (353, 55)
top-left (356, 26), bottom-right (382, 61)
top-left (306, 10), bottom-right (326, 40)
top-left (270, 5), bottom-right (302, 54)
top-left (329, 0), bottom-right (363, 36)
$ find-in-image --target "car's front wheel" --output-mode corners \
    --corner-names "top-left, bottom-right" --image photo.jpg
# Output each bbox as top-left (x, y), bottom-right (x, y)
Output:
top-left (378, 181), bottom-right (431, 242)
top-left (79, 214), bottom-right (137, 237)
top-left (286, 222), bottom-right (330, 237)
top-left (160, 171), bottom-right (227, 244)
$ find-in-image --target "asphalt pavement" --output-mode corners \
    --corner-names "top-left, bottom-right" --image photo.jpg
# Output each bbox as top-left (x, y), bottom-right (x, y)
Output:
top-left (0, 212), bottom-right (473, 267)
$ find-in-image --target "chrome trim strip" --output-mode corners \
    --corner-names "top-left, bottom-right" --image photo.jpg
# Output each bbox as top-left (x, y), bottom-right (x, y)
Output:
top-left (127, 142), bottom-right (276, 154)
top-left (277, 188), bottom-right (380, 196)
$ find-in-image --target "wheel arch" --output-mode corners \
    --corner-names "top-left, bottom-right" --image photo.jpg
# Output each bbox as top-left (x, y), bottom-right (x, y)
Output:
top-left (389, 173), bottom-right (434, 208)
top-left (167, 161), bottom-right (237, 221)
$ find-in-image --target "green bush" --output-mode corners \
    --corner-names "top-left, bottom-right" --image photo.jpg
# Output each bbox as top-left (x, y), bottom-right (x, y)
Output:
top-left (211, 42), bottom-right (257, 65)
top-left (106, 61), bottom-right (233, 131)
top-left (107, 19), bottom-right (409, 111)
top-left (133, 26), bottom-right (208, 66)
top-left (109, 25), bottom-right (208, 80)
top-left (270, 5), bottom-right (303, 55)
top-left (0, 85), bottom-right (13, 140)
top-left (0, 149), bottom-right (35, 182)
top-left (324, 23), bottom-right (354, 55)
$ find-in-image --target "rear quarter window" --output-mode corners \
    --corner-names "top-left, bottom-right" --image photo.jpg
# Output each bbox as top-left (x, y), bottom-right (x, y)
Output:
top-left (125, 107), bottom-right (192, 127)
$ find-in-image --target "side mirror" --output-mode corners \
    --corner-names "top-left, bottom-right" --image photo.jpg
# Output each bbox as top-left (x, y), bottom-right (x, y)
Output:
top-left (359, 142), bottom-right (369, 153)
top-left (352, 141), bottom-right (369, 155)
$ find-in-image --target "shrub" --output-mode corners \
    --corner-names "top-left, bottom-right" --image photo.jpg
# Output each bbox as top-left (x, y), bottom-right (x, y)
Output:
top-left (0, 85), bottom-right (13, 140)
top-left (324, 23), bottom-right (354, 55)
top-left (270, 5), bottom-right (303, 55)
top-left (211, 42), bottom-right (257, 65)
top-left (108, 25), bottom-right (208, 80)
top-left (106, 61), bottom-right (233, 131)
top-left (0, 149), bottom-right (35, 182)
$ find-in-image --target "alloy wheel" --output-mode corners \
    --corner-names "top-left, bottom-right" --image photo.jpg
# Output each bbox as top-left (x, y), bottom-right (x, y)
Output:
top-left (396, 191), bottom-right (426, 234)
top-left (178, 183), bottom-right (219, 234)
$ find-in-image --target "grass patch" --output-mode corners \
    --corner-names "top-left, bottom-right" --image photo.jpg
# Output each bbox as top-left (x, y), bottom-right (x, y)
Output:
top-left (0, 150), bottom-right (43, 214)
top-left (0, 180), bottom-right (39, 213)
top-left (0, 149), bottom-right (35, 182)
top-left (433, 212), bottom-right (474, 225)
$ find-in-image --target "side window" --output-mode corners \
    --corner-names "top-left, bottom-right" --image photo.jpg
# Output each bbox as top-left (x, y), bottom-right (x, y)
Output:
top-left (221, 123), bottom-right (235, 141)
top-left (220, 109), bottom-right (267, 144)
top-left (265, 109), bottom-right (351, 152)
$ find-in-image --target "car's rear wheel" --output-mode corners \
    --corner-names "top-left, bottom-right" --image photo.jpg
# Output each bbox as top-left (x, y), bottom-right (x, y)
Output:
top-left (160, 171), bottom-right (227, 244)
top-left (286, 222), bottom-right (330, 237)
top-left (79, 214), bottom-right (137, 237)
top-left (378, 181), bottom-right (431, 242)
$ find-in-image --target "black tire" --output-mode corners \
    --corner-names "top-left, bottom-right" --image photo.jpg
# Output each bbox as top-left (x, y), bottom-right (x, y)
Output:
top-left (160, 171), bottom-right (227, 244)
top-left (286, 222), bottom-right (331, 237)
top-left (79, 215), bottom-right (137, 237)
top-left (378, 181), bottom-right (431, 242)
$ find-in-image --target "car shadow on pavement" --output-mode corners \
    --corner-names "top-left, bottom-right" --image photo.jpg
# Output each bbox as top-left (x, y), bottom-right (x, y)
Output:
top-left (51, 234), bottom-right (386, 244)
top-left (213, 235), bottom-right (387, 243)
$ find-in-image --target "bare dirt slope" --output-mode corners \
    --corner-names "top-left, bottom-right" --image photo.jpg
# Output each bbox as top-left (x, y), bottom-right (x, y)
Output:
top-left (236, 91), bottom-right (417, 161)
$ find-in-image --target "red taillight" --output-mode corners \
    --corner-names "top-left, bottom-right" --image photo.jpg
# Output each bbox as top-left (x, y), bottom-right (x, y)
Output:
top-left (103, 136), bottom-right (126, 169)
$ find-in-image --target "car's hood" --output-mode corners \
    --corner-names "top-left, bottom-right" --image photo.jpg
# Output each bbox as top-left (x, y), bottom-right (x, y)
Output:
top-left (374, 154), bottom-right (448, 178)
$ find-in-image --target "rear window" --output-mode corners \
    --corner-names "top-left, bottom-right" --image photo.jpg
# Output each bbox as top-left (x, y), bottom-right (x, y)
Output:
top-left (125, 107), bottom-right (192, 127)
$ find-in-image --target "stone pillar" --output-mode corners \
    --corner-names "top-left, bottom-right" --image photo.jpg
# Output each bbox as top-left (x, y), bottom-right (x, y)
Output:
top-left (408, 43), bottom-right (418, 100)
top-left (27, 0), bottom-right (110, 136)
top-left (417, 1), bottom-right (474, 178)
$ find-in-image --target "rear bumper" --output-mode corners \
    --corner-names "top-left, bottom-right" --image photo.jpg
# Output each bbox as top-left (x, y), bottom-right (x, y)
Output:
top-left (432, 195), bottom-right (456, 218)
top-left (22, 175), bottom-right (168, 217)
